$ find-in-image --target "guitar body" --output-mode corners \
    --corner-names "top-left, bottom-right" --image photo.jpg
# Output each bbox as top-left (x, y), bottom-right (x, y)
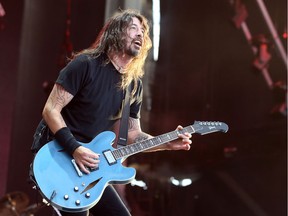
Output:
top-left (32, 131), bottom-right (136, 212)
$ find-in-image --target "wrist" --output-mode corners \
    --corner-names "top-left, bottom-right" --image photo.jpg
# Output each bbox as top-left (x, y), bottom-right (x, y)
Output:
top-left (54, 127), bottom-right (81, 154)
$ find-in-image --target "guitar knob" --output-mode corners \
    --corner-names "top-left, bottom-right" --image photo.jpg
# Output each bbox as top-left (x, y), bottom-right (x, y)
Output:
top-left (75, 200), bottom-right (81, 206)
top-left (74, 186), bottom-right (79, 192)
top-left (64, 195), bottom-right (69, 200)
top-left (85, 193), bottom-right (90, 198)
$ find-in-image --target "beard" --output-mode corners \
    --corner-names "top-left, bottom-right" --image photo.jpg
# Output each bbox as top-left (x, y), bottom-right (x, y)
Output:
top-left (125, 44), bottom-right (141, 57)
top-left (123, 37), bottom-right (141, 57)
top-left (126, 49), bottom-right (140, 57)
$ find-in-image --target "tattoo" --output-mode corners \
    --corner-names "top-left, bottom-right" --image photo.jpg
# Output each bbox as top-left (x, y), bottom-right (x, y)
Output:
top-left (127, 118), bottom-right (150, 143)
top-left (49, 85), bottom-right (73, 112)
top-left (134, 133), bottom-right (149, 143)
top-left (55, 85), bottom-right (66, 107)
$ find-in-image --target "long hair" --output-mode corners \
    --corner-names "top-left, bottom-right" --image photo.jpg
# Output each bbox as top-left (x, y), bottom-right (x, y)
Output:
top-left (73, 9), bottom-right (152, 90)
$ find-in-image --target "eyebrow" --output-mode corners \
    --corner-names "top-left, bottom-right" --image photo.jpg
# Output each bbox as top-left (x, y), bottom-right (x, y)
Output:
top-left (130, 23), bottom-right (145, 32)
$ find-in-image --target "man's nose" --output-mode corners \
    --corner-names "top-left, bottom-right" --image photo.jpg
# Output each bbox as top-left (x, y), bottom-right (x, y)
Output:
top-left (137, 30), bottom-right (143, 39)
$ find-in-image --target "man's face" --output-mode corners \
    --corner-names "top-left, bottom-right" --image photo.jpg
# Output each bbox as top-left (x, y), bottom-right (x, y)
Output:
top-left (124, 17), bottom-right (144, 57)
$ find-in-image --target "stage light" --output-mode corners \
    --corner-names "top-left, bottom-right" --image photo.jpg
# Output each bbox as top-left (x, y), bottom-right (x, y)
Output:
top-left (170, 177), bottom-right (180, 186)
top-left (169, 177), bottom-right (192, 187)
top-left (0, 2), bottom-right (5, 30)
top-left (181, 178), bottom-right (192, 187)
top-left (251, 34), bottom-right (271, 71)
top-left (130, 179), bottom-right (148, 190)
top-left (152, 0), bottom-right (161, 61)
top-left (231, 0), bottom-right (248, 29)
top-left (0, 2), bottom-right (5, 17)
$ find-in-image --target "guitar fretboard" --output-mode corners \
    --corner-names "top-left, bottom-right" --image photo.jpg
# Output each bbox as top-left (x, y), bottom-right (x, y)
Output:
top-left (112, 125), bottom-right (195, 160)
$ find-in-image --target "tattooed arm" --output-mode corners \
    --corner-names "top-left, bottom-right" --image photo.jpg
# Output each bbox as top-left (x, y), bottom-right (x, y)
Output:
top-left (42, 83), bottom-right (99, 174)
top-left (127, 117), bottom-right (192, 152)
top-left (127, 117), bottom-right (158, 152)
top-left (42, 84), bottom-right (73, 134)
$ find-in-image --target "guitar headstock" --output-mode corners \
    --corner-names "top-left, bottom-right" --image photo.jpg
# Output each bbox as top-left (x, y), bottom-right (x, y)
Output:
top-left (193, 121), bottom-right (229, 135)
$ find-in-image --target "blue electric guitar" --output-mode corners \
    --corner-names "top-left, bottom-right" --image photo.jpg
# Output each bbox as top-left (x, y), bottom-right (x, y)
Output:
top-left (32, 121), bottom-right (228, 212)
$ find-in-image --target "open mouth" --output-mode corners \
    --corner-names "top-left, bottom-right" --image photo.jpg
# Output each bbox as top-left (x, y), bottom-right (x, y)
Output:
top-left (134, 40), bottom-right (142, 49)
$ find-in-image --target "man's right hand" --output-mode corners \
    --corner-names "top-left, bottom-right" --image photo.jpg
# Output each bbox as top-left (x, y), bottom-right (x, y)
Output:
top-left (72, 146), bottom-right (100, 174)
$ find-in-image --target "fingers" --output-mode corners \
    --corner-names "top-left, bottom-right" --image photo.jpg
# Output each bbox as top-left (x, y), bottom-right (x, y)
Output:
top-left (73, 147), bottom-right (100, 174)
top-left (176, 125), bottom-right (191, 138)
top-left (168, 125), bottom-right (192, 151)
top-left (86, 154), bottom-right (100, 165)
top-left (82, 154), bottom-right (100, 174)
top-left (177, 127), bottom-right (192, 144)
top-left (79, 157), bottom-right (100, 174)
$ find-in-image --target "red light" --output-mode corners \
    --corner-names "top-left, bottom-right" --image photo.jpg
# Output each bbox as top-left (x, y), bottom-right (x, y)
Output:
top-left (282, 32), bottom-right (287, 39)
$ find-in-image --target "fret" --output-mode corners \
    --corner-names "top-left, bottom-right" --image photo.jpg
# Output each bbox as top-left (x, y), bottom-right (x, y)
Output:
top-left (166, 133), bottom-right (171, 140)
top-left (160, 134), bottom-right (169, 143)
top-left (112, 150), bottom-right (118, 159)
top-left (136, 143), bottom-right (142, 151)
top-left (126, 146), bottom-right (131, 154)
top-left (158, 135), bottom-right (164, 143)
top-left (137, 144), bottom-right (142, 152)
top-left (134, 145), bottom-right (139, 152)
top-left (154, 138), bottom-right (159, 145)
top-left (117, 149), bottom-right (122, 157)
top-left (114, 149), bottom-right (118, 157)
top-left (186, 125), bottom-right (194, 133)
top-left (125, 146), bottom-right (130, 155)
top-left (132, 144), bottom-right (138, 152)
top-left (118, 149), bottom-right (123, 157)
top-left (120, 148), bottom-right (126, 156)
top-left (148, 139), bottom-right (154, 147)
top-left (112, 149), bottom-right (120, 159)
top-left (125, 147), bottom-right (130, 155)
top-left (133, 144), bottom-right (139, 152)
top-left (129, 145), bottom-right (135, 153)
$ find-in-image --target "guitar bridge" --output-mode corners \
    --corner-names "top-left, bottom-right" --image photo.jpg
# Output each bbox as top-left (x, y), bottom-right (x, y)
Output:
top-left (71, 159), bottom-right (83, 177)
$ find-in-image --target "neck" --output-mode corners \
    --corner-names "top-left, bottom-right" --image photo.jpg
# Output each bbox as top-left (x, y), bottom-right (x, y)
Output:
top-left (108, 52), bottom-right (132, 73)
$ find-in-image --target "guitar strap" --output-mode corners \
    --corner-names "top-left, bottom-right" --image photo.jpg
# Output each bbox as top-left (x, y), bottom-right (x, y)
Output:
top-left (117, 83), bottom-right (132, 148)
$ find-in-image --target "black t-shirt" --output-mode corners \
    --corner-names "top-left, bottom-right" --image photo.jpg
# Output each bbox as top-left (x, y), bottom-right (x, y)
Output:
top-left (56, 53), bottom-right (143, 143)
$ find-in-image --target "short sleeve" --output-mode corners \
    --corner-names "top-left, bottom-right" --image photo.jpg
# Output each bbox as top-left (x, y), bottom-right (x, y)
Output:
top-left (56, 55), bottom-right (90, 96)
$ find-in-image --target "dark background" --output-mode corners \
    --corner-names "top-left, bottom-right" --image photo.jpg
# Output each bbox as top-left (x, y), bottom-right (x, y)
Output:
top-left (0, 0), bottom-right (286, 215)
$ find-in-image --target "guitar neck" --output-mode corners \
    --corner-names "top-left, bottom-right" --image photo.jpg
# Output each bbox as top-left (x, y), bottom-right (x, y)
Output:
top-left (112, 125), bottom-right (195, 160)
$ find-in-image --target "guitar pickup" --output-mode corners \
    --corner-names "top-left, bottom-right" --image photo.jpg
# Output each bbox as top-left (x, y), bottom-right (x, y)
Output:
top-left (103, 150), bottom-right (117, 165)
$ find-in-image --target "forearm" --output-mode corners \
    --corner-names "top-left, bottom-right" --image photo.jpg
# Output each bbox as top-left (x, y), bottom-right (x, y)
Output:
top-left (42, 84), bottom-right (72, 134)
top-left (42, 107), bottom-right (66, 134)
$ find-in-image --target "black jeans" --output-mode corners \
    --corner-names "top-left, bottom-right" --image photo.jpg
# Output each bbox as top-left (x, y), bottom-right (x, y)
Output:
top-left (59, 185), bottom-right (130, 216)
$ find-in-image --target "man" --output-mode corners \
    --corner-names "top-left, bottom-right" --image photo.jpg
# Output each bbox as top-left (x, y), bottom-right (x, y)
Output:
top-left (36, 9), bottom-right (192, 216)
